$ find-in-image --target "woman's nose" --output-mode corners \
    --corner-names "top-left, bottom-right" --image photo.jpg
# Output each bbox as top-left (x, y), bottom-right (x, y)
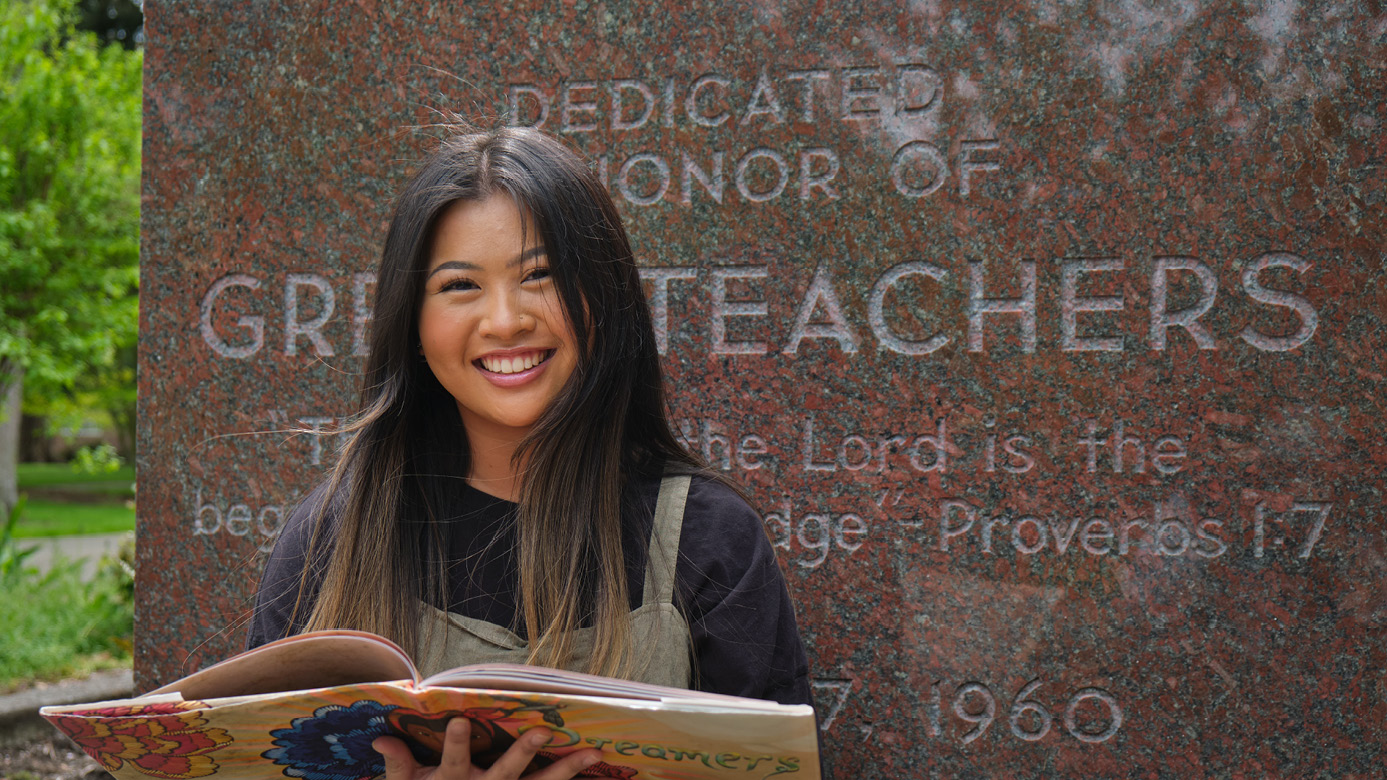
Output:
top-left (479, 289), bottom-right (535, 339)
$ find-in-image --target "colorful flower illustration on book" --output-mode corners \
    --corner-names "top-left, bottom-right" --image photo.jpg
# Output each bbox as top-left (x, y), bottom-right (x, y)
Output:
top-left (387, 703), bottom-right (637, 780)
top-left (263, 700), bottom-right (397, 780)
top-left (48, 701), bottom-right (233, 779)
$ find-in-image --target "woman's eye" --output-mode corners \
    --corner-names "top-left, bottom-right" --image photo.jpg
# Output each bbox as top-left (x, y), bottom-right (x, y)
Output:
top-left (439, 278), bottom-right (478, 292)
top-left (524, 267), bottom-right (552, 283)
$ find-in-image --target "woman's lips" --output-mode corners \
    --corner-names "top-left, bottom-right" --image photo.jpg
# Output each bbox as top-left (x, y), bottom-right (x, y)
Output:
top-left (474, 349), bottom-right (554, 387)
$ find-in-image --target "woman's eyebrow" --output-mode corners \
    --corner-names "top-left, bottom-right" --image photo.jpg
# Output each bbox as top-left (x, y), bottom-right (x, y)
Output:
top-left (426, 247), bottom-right (547, 280)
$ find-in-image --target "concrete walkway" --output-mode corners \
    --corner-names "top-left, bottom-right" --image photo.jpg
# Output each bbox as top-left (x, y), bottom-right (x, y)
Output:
top-left (0, 668), bottom-right (135, 748)
top-left (21, 532), bottom-right (133, 581)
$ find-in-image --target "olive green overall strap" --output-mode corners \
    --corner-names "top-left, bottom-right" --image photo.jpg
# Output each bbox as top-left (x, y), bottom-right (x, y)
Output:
top-left (642, 474), bottom-right (691, 607)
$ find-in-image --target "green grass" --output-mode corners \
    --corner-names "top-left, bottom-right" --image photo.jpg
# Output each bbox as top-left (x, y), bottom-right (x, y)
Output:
top-left (0, 465), bottom-right (138, 684)
top-left (0, 557), bottom-right (134, 691)
top-left (12, 498), bottom-right (135, 537)
top-left (17, 462), bottom-right (135, 496)
top-left (1, 505), bottom-right (135, 692)
top-left (13, 462), bottom-right (137, 537)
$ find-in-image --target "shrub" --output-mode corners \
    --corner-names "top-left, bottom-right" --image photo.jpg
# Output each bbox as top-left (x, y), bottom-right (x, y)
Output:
top-left (0, 500), bottom-right (134, 690)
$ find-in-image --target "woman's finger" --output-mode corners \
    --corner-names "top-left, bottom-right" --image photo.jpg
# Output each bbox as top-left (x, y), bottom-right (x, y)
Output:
top-left (435, 718), bottom-right (475, 778)
top-left (480, 727), bottom-right (555, 779)
top-left (523, 747), bottom-right (604, 780)
top-left (373, 735), bottom-right (424, 780)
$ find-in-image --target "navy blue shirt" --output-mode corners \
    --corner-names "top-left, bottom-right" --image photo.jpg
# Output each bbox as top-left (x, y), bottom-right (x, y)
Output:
top-left (248, 473), bottom-right (813, 707)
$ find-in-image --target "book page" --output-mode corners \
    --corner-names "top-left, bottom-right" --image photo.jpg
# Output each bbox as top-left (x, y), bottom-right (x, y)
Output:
top-left (147, 631), bottom-right (418, 699)
top-left (422, 663), bottom-right (792, 711)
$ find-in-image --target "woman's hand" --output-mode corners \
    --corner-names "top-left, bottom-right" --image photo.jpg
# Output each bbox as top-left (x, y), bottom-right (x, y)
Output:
top-left (373, 719), bottom-right (603, 780)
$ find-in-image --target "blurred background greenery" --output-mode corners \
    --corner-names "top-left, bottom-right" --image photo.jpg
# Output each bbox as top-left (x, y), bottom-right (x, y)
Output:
top-left (1, 0), bottom-right (142, 688)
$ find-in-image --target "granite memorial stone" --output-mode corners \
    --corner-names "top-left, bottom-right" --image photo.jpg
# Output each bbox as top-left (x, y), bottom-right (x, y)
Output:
top-left (139, 1), bottom-right (1385, 776)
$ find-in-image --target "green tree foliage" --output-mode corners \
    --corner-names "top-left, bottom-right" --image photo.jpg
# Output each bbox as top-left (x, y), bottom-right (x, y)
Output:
top-left (0, 0), bottom-right (141, 511)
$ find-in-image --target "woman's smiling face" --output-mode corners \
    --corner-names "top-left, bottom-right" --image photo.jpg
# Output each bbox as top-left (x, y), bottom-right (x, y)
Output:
top-left (418, 195), bottom-right (578, 447)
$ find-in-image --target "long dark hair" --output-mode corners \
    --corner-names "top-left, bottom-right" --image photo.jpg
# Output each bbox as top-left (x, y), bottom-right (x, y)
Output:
top-left (297, 126), bottom-right (699, 676)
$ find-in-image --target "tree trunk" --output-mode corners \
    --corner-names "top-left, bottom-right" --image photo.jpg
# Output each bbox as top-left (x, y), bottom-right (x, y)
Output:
top-left (0, 367), bottom-right (21, 517)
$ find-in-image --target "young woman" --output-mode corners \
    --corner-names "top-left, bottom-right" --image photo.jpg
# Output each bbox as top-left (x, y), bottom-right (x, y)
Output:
top-left (247, 127), bottom-right (811, 780)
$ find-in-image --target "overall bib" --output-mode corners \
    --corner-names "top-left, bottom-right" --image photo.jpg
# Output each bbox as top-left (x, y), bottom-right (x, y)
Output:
top-left (415, 475), bottom-right (694, 688)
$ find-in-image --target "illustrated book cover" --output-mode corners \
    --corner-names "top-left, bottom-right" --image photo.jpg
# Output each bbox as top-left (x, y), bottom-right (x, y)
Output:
top-left (39, 630), bottom-right (820, 780)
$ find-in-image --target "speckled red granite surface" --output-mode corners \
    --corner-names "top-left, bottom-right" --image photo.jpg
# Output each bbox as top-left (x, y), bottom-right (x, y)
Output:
top-left (138, 2), bottom-right (1385, 777)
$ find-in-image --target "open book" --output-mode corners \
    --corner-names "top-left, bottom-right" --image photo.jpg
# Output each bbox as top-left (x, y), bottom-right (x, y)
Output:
top-left (40, 630), bottom-right (819, 780)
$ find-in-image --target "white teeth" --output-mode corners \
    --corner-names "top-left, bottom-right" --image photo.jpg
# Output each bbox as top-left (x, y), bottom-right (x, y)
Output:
top-left (483, 351), bottom-right (548, 374)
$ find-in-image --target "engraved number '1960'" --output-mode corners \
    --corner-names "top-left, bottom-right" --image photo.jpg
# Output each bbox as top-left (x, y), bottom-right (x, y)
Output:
top-left (929, 679), bottom-right (1122, 745)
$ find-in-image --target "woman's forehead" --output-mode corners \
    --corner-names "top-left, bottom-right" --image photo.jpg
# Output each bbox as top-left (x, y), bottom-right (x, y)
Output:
top-left (426, 196), bottom-right (545, 270)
